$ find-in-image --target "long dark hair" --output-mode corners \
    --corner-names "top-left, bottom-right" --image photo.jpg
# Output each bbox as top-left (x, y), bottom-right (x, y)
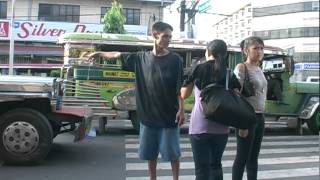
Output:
top-left (207, 39), bottom-right (228, 80)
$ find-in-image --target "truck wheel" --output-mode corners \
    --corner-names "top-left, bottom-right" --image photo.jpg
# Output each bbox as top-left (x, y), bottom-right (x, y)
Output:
top-left (0, 108), bottom-right (53, 165)
top-left (307, 107), bottom-right (320, 135)
top-left (129, 111), bottom-right (139, 133)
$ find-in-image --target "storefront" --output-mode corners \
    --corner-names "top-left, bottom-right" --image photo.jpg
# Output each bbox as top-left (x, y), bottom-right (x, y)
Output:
top-left (0, 19), bottom-right (147, 76)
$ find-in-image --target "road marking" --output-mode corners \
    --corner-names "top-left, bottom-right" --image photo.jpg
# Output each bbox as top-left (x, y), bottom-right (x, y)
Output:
top-left (126, 156), bottom-right (318, 170)
top-left (126, 146), bottom-right (319, 158)
top-left (126, 167), bottom-right (319, 180)
top-left (125, 140), bottom-right (318, 149)
top-left (125, 135), bottom-right (319, 179)
top-left (125, 135), bottom-right (319, 142)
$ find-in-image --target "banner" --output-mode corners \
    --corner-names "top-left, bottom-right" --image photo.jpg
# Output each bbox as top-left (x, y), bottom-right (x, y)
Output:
top-left (0, 20), bottom-right (147, 42)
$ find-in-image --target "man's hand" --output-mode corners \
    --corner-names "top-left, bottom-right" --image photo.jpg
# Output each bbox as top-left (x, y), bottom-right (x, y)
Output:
top-left (87, 52), bottom-right (101, 62)
top-left (238, 129), bottom-right (248, 138)
top-left (175, 110), bottom-right (185, 127)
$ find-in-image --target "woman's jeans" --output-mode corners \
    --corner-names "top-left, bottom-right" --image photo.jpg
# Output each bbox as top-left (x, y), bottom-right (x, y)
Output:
top-left (190, 133), bottom-right (228, 180)
top-left (232, 113), bottom-right (265, 180)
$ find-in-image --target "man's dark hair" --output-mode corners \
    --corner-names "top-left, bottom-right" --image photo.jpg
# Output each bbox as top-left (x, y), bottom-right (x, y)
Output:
top-left (152, 21), bottom-right (173, 33)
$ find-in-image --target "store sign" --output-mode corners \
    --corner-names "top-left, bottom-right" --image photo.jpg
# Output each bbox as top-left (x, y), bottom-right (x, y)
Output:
top-left (0, 21), bottom-right (9, 37)
top-left (0, 20), bottom-right (147, 42)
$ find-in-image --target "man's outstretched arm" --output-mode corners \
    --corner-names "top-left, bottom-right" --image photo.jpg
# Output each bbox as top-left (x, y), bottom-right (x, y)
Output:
top-left (87, 51), bottom-right (121, 60)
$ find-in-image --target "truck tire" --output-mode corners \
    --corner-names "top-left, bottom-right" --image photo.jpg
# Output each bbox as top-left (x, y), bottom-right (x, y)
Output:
top-left (307, 107), bottom-right (319, 135)
top-left (129, 111), bottom-right (139, 133)
top-left (0, 108), bottom-right (53, 165)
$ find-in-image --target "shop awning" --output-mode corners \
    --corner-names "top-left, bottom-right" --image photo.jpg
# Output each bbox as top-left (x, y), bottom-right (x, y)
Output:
top-left (0, 44), bottom-right (63, 56)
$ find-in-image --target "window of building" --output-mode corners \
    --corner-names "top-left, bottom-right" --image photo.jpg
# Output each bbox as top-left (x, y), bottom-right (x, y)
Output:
top-left (279, 29), bottom-right (289, 38)
top-left (294, 52), bottom-right (319, 62)
top-left (38, 4), bottom-right (80, 22)
top-left (247, 19), bottom-right (251, 24)
top-left (101, 7), bottom-right (140, 25)
top-left (123, 8), bottom-right (140, 25)
top-left (101, 7), bottom-right (111, 20)
top-left (290, 28), bottom-right (302, 38)
top-left (253, 1), bottom-right (319, 17)
top-left (312, 1), bottom-right (319, 11)
top-left (0, 1), bottom-right (7, 18)
top-left (304, 27), bottom-right (319, 37)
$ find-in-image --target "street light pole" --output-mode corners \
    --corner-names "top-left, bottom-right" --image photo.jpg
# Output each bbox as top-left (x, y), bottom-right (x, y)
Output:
top-left (9, 0), bottom-right (15, 75)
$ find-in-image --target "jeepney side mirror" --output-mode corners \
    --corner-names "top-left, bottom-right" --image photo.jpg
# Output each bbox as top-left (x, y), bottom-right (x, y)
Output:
top-left (288, 57), bottom-right (295, 76)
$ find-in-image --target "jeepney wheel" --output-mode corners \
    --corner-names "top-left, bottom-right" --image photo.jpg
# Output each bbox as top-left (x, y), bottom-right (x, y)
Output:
top-left (129, 111), bottom-right (139, 133)
top-left (0, 108), bottom-right (53, 165)
top-left (307, 107), bottom-right (320, 135)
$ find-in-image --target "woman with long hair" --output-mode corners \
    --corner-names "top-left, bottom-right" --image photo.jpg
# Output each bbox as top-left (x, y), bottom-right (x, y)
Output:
top-left (232, 36), bottom-right (267, 180)
top-left (181, 39), bottom-right (240, 180)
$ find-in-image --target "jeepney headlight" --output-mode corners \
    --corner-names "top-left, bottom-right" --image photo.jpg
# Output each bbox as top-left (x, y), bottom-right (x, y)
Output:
top-left (309, 96), bottom-right (319, 103)
top-left (300, 96), bottom-right (319, 118)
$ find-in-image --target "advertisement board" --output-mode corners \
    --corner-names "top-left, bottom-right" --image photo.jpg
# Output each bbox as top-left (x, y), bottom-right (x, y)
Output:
top-left (0, 20), bottom-right (147, 42)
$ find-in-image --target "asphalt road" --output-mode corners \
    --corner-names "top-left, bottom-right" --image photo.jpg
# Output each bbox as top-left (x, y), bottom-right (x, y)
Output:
top-left (0, 120), bottom-right (318, 180)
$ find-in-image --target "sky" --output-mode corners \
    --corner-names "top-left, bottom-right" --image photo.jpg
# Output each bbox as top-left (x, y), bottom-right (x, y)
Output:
top-left (163, 0), bottom-right (250, 40)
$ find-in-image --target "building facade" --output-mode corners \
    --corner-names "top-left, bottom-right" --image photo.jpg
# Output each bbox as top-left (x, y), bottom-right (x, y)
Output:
top-left (211, 0), bottom-right (319, 64)
top-left (252, 0), bottom-right (319, 63)
top-left (0, 0), bottom-right (175, 75)
top-left (211, 4), bottom-right (252, 45)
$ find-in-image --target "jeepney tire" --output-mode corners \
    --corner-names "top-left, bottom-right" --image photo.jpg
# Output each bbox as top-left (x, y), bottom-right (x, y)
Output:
top-left (306, 107), bottom-right (320, 135)
top-left (0, 108), bottom-right (53, 165)
top-left (129, 111), bottom-right (139, 133)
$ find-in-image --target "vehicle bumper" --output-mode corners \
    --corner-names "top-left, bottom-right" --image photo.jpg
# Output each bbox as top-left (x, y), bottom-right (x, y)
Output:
top-left (52, 105), bottom-right (93, 142)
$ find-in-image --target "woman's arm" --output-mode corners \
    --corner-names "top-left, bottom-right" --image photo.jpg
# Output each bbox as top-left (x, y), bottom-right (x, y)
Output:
top-left (180, 83), bottom-right (194, 99)
top-left (176, 95), bottom-right (185, 126)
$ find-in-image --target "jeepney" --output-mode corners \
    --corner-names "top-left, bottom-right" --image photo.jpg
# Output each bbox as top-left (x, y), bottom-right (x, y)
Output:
top-left (57, 32), bottom-right (319, 134)
top-left (0, 76), bottom-right (92, 165)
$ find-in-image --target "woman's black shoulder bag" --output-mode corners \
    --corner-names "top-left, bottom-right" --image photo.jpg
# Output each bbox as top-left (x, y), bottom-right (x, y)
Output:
top-left (200, 69), bottom-right (256, 129)
top-left (241, 63), bottom-right (255, 97)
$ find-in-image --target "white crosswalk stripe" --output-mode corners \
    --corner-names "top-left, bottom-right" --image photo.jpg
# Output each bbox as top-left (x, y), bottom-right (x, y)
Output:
top-left (125, 135), bottom-right (320, 180)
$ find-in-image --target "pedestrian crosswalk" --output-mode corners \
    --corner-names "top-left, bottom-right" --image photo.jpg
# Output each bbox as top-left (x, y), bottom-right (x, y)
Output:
top-left (125, 135), bottom-right (320, 180)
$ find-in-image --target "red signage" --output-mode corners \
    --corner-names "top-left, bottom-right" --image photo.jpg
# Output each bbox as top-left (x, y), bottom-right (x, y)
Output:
top-left (0, 21), bottom-right (9, 37)
top-left (0, 20), bottom-right (147, 42)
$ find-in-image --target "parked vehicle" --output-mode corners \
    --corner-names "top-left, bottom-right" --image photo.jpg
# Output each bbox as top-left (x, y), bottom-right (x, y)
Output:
top-left (0, 76), bottom-right (92, 165)
top-left (58, 33), bottom-right (319, 134)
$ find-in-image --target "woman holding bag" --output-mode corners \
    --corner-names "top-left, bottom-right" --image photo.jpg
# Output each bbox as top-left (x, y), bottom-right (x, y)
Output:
top-left (181, 39), bottom-right (240, 180)
top-left (232, 36), bottom-right (268, 180)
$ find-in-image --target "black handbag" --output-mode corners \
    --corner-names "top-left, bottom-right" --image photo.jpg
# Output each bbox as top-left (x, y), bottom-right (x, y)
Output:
top-left (241, 63), bottom-right (255, 97)
top-left (200, 69), bottom-right (256, 129)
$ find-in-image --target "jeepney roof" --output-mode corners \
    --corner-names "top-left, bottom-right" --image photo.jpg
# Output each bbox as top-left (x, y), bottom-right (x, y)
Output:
top-left (58, 33), bottom-right (288, 55)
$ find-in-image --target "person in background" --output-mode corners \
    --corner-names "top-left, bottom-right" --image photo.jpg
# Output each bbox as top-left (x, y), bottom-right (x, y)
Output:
top-left (232, 36), bottom-right (267, 180)
top-left (181, 39), bottom-right (240, 180)
top-left (88, 21), bottom-right (185, 180)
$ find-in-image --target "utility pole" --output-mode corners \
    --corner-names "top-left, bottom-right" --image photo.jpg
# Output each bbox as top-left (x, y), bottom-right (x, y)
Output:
top-left (9, 0), bottom-right (16, 75)
top-left (179, 0), bottom-right (200, 38)
top-left (180, 0), bottom-right (186, 32)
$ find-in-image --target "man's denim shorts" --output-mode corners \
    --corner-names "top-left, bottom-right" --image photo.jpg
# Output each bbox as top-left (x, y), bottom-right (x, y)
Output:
top-left (138, 123), bottom-right (181, 161)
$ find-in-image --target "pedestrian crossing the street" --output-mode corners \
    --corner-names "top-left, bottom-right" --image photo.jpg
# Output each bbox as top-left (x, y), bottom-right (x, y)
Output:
top-left (125, 135), bottom-right (320, 180)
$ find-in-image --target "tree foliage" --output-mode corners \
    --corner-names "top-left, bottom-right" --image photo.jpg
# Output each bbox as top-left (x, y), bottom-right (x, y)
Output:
top-left (102, 0), bottom-right (126, 34)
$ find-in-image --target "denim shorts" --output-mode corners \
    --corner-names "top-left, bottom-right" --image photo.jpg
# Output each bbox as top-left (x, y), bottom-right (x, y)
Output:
top-left (138, 123), bottom-right (181, 161)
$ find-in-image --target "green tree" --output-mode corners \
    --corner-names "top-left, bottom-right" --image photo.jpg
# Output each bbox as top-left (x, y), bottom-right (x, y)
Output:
top-left (102, 0), bottom-right (126, 34)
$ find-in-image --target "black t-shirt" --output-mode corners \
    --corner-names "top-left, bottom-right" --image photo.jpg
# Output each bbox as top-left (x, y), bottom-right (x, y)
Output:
top-left (121, 51), bottom-right (183, 128)
top-left (183, 60), bottom-right (241, 90)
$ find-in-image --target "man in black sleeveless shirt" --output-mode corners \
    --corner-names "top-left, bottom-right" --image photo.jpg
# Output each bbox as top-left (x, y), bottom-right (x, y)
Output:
top-left (88, 21), bottom-right (185, 180)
